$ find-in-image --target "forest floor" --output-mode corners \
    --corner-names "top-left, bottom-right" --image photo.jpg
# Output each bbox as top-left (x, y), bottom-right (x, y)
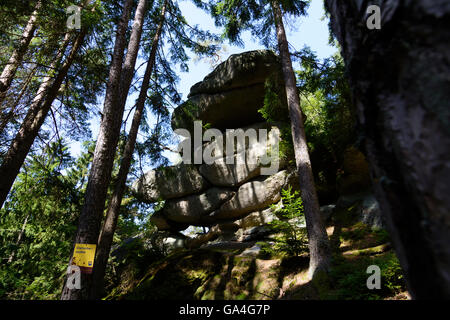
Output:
top-left (105, 204), bottom-right (409, 300)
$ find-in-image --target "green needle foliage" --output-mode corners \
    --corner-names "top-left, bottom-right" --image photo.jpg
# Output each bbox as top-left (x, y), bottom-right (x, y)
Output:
top-left (260, 186), bottom-right (308, 257)
top-left (0, 140), bottom-right (85, 299)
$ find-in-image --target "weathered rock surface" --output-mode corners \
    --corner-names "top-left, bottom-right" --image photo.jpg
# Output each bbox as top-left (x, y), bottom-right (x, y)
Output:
top-left (132, 164), bottom-right (208, 203)
top-left (320, 204), bottom-right (336, 224)
top-left (235, 225), bottom-right (272, 242)
top-left (149, 210), bottom-right (190, 232)
top-left (210, 170), bottom-right (298, 221)
top-left (149, 210), bottom-right (172, 231)
top-left (199, 123), bottom-right (286, 187)
top-left (111, 231), bottom-right (188, 258)
top-left (189, 50), bottom-right (284, 96)
top-left (359, 194), bottom-right (384, 229)
top-left (171, 50), bottom-right (287, 132)
top-left (172, 85), bottom-right (267, 132)
top-left (336, 192), bottom-right (384, 229)
top-left (133, 50), bottom-right (297, 245)
top-left (161, 188), bottom-right (235, 225)
top-left (234, 206), bottom-right (279, 229)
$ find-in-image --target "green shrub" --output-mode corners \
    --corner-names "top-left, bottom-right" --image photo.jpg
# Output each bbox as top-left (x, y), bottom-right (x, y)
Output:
top-left (261, 186), bottom-right (308, 257)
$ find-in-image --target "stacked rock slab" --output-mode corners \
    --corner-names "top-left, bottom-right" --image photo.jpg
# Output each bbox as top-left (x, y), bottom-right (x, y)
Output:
top-left (132, 50), bottom-right (298, 244)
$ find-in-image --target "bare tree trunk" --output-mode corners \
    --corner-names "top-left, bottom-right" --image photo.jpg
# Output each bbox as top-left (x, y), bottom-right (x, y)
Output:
top-left (0, 30), bottom-right (85, 209)
top-left (91, 0), bottom-right (167, 300)
top-left (0, 66), bottom-right (37, 134)
top-left (325, 0), bottom-right (450, 299)
top-left (271, 2), bottom-right (331, 278)
top-left (117, 0), bottom-right (149, 108)
top-left (0, 0), bottom-right (41, 106)
top-left (60, 0), bottom-right (148, 300)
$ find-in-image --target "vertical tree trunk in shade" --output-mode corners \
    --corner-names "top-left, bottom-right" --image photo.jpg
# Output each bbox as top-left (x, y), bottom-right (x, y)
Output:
top-left (0, 31), bottom-right (85, 209)
top-left (0, 0), bottom-right (41, 106)
top-left (325, 0), bottom-right (450, 299)
top-left (91, 1), bottom-right (167, 299)
top-left (271, 2), bottom-right (331, 278)
top-left (60, 0), bottom-right (145, 300)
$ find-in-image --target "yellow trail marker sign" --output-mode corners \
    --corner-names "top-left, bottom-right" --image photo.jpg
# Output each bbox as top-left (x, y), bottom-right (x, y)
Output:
top-left (72, 244), bottom-right (96, 273)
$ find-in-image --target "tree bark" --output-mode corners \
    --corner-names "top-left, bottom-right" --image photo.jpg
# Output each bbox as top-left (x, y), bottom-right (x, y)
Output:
top-left (271, 1), bottom-right (331, 278)
top-left (325, 0), bottom-right (450, 299)
top-left (90, 0), bottom-right (167, 299)
top-left (0, 66), bottom-right (37, 134)
top-left (0, 30), bottom-right (85, 209)
top-left (0, 0), bottom-right (41, 106)
top-left (60, 0), bottom-right (146, 300)
top-left (117, 0), bottom-right (150, 108)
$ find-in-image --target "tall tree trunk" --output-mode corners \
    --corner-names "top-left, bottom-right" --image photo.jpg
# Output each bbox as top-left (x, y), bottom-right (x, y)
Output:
top-left (325, 0), bottom-right (450, 299)
top-left (0, 0), bottom-right (41, 106)
top-left (117, 0), bottom-right (150, 108)
top-left (271, 1), bottom-right (331, 278)
top-left (91, 1), bottom-right (167, 299)
top-left (60, 0), bottom-right (147, 300)
top-left (0, 30), bottom-right (85, 209)
top-left (0, 66), bottom-right (37, 134)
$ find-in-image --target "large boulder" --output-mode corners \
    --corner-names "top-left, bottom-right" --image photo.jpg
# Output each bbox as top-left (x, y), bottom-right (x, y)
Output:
top-left (111, 231), bottom-right (188, 259)
top-left (198, 123), bottom-right (286, 187)
top-left (171, 50), bottom-right (287, 132)
top-left (149, 211), bottom-right (189, 232)
top-left (210, 169), bottom-right (298, 221)
top-left (336, 192), bottom-right (385, 229)
top-left (235, 206), bottom-right (279, 229)
top-left (189, 50), bottom-right (284, 96)
top-left (131, 164), bottom-right (208, 203)
top-left (359, 194), bottom-right (385, 229)
top-left (187, 121), bottom-right (284, 161)
top-left (160, 188), bottom-right (235, 225)
top-left (217, 206), bottom-right (280, 232)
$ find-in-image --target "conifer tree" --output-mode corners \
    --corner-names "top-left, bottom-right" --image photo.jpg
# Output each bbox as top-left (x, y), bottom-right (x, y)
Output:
top-left (0, 0), bottom-right (101, 209)
top-left (90, 0), bottom-right (219, 298)
top-left (91, 0), bottom-right (168, 299)
top-left (60, 0), bottom-right (136, 300)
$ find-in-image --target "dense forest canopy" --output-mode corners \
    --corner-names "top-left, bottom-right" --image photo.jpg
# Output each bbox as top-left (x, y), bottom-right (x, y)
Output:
top-left (0, 0), bottom-right (448, 302)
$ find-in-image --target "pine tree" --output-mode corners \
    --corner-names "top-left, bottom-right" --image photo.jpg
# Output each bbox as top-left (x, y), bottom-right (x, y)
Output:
top-left (0, 31), bottom-right (86, 209)
top-left (91, 0), bottom-right (168, 299)
top-left (0, 0), bottom-right (101, 209)
top-left (0, 140), bottom-right (91, 299)
top-left (89, 0), bottom-right (219, 298)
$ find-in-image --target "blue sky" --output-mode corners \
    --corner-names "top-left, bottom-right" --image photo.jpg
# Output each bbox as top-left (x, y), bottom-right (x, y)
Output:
top-left (176, 0), bottom-right (335, 101)
top-left (70, 0), bottom-right (336, 166)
